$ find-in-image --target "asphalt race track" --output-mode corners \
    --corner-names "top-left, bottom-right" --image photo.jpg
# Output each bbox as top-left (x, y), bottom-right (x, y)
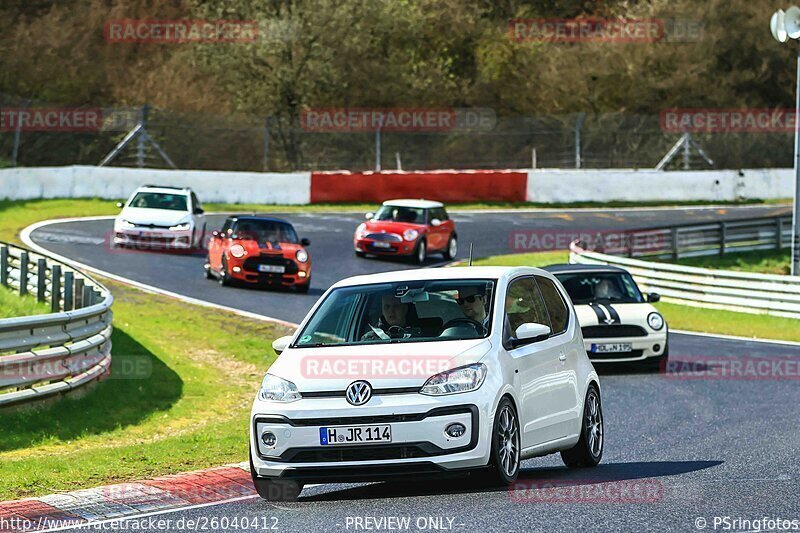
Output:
top-left (26, 205), bottom-right (800, 532)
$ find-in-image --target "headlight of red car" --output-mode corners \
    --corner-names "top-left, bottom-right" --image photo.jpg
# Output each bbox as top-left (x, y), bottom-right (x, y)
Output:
top-left (355, 223), bottom-right (367, 240)
top-left (403, 229), bottom-right (419, 241)
top-left (295, 249), bottom-right (308, 263)
top-left (229, 244), bottom-right (246, 258)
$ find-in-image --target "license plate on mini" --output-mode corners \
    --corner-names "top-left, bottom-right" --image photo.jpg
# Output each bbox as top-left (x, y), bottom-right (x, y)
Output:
top-left (319, 425), bottom-right (392, 445)
top-left (258, 264), bottom-right (285, 273)
top-left (591, 343), bottom-right (633, 353)
top-left (372, 241), bottom-right (392, 249)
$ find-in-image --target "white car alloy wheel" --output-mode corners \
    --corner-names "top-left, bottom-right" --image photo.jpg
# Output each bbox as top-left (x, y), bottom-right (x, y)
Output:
top-left (489, 399), bottom-right (520, 483)
top-left (561, 386), bottom-right (603, 468)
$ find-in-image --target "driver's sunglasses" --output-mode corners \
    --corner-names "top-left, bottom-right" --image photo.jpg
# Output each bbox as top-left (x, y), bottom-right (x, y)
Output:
top-left (456, 294), bottom-right (482, 305)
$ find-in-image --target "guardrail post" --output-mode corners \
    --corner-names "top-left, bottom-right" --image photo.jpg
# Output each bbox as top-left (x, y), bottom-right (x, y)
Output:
top-left (777, 217), bottom-right (783, 250)
top-left (63, 271), bottom-right (74, 311)
top-left (19, 251), bottom-right (29, 295)
top-left (0, 245), bottom-right (7, 287)
top-left (51, 264), bottom-right (61, 313)
top-left (671, 228), bottom-right (679, 261)
top-left (82, 285), bottom-right (93, 308)
top-left (720, 222), bottom-right (727, 256)
top-left (74, 278), bottom-right (84, 309)
top-left (36, 258), bottom-right (47, 302)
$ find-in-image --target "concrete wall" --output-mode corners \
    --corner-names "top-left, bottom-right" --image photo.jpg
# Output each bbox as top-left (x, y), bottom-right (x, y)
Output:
top-left (0, 166), bottom-right (311, 204)
top-left (0, 165), bottom-right (792, 204)
top-left (526, 168), bottom-right (793, 203)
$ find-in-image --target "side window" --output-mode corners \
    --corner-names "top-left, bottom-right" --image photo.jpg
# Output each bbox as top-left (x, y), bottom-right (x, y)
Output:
top-left (439, 208), bottom-right (449, 221)
top-left (536, 276), bottom-right (569, 335)
top-left (221, 218), bottom-right (234, 234)
top-left (504, 278), bottom-right (550, 342)
top-left (191, 192), bottom-right (202, 212)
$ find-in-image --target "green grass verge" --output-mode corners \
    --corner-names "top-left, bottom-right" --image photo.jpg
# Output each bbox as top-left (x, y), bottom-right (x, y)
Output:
top-left (0, 280), bottom-right (293, 499)
top-left (468, 250), bottom-right (800, 343)
top-left (0, 286), bottom-right (51, 318)
top-left (666, 248), bottom-right (791, 275)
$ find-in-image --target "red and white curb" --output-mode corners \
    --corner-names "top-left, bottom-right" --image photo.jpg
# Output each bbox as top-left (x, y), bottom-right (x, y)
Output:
top-left (0, 463), bottom-right (256, 532)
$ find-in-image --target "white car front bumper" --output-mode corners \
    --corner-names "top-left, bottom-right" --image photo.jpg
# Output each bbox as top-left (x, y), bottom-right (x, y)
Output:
top-left (113, 227), bottom-right (194, 249)
top-left (249, 391), bottom-right (495, 482)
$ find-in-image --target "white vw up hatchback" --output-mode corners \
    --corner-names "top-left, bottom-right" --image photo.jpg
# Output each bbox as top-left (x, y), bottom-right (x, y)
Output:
top-left (250, 267), bottom-right (603, 500)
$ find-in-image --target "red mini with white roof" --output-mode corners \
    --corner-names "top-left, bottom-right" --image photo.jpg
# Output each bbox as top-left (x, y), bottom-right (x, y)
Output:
top-left (353, 199), bottom-right (457, 263)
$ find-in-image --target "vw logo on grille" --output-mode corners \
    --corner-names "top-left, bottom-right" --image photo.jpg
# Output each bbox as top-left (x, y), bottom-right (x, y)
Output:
top-left (345, 380), bottom-right (372, 406)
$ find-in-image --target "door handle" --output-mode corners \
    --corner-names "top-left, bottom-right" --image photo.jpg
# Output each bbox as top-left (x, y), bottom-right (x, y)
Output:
top-left (558, 353), bottom-right (567, 362)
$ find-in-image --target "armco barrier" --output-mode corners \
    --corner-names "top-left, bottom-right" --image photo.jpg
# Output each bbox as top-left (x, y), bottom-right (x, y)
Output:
top-left (0, 241), bottom-right (113, 407)
top-left (569, 241), bottom-right (800, 319)
top-left (310, 170), bottom-right (528, 203)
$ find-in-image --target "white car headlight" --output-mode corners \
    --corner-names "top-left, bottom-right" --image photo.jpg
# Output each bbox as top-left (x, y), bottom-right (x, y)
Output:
top-left (355, 223), bottom-right (367, 239)
top-left (258, 374), bottom-right (301, 402)
top-left (169, 222), bottom-right (191, 231)
top-left (647, 312), bottom-right (665, 330)
top-left (420, 363), bottom-right (487, 396)
top-left (119, 219), bottom-right (135, 229)
top-left (229, 244), bottom-right (246, 258)
top-left (295, 249), bottom-right (309, 263)
top-left (403, 229), bottom-right (419, 241)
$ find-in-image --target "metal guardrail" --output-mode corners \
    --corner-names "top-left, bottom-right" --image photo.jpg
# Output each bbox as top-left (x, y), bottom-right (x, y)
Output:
top-left (587, 215), bottom-right (792, 261)
top-left (569, 240), bottom-right (800, 319)
top-left (0, 241), bottom-right (113, 407)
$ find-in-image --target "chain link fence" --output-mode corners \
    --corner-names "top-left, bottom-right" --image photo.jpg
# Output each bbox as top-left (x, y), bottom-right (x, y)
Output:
top-left (1, 95), bottom-right (795, 172)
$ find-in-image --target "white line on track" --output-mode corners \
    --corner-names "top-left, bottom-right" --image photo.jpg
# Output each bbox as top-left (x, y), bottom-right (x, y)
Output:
top-left (671, 329), bottom-right (800, 347)
top-left (36, 495), bottom-right (262, 532)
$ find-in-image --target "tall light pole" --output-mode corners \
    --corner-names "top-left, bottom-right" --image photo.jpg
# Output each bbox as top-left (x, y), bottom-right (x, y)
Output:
top-left (771, 7), bottom-right (800, 276)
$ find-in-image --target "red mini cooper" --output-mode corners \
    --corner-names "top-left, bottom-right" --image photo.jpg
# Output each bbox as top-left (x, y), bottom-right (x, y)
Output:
top-left (353, 199), bottom-right (457, 263)
top-left (205, 216), bottom-right (311, 292)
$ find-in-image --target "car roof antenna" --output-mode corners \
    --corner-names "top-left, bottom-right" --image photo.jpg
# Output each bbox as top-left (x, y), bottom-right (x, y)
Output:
top-left (468, 243), bottom-right (474, 266)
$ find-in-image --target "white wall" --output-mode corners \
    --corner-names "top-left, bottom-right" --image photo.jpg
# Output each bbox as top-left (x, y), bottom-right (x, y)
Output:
top-left (0, 166), bottom-right (311, 204)
top-left (525, 168), bottom-right (793, 203)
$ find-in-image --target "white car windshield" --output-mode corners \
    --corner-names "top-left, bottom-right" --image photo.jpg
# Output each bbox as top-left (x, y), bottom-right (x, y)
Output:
top-left (129, 192), bottom-right (188, 211)
top-left (293, 279), bottom-right (496, 347)
top-left (555, 272), bottom-right (644, 305)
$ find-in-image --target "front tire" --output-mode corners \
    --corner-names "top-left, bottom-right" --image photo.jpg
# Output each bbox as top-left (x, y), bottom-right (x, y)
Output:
top-left (218, 257), bottom-right (231, 287)
top-left (250, 453), bottom-right (303, 501)
top-left (482, 398), bottom-right (520, 486)
top-left (355, 250), bottom-right (366, 258)
top-left (296, 282), bottom-right (310, 293)
top-left (443, 234), bottom-right (458, 260)
top-left (413, 240), bottom-right (427, 265)
top-left (561, 385), bottom-right (603, 468)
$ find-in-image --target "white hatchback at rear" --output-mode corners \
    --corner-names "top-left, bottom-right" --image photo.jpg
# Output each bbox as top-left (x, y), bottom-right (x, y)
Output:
top-left (249, 266), bottom-right (604, 500)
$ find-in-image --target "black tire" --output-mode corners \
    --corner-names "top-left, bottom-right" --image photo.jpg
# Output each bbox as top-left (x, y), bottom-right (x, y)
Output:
top-left (204, 257), bottom-right (214, 280)
top-left (561, 385), bottom-right (603, 468)
top-left (413, 239), bottom-right (427, 265)
top-left (250, 452), bottom-right (303, 501)
top-left (296, 282), bottom-right (310, 293)
top-left (443, 234), bottom-right (458, 260)
top-left (645, 343), bottom-right (669, 373)
top-left (218, 257), bottom-right (231, 287)
top-left (480, 397), bottom-right (521, 486)
top-left (355, 250), bottom-right (366, 258)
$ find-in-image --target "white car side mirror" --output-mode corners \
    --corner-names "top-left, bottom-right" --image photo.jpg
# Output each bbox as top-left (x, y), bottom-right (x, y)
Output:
top-left (515, 322), bottom-right (551, 341)
top-left (430, 218), bottom-right (442, 227)
top-left (365, 212), bottom-right (374, 220)
top-left (272, 335), bottom-right (293, 355)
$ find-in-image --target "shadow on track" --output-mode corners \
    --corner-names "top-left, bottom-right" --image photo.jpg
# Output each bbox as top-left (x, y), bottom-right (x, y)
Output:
top-left (298, 460), bottom-right (722, 502)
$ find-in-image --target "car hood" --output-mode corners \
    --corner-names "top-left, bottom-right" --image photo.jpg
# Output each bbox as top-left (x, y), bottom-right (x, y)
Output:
top-left (574, 301), bottom-right (659, 327)
top-left (363, 220), bottom-right (425, 235)
top-left (119, 207), bottom-right (189, 226)
top-left (268, 338), bottom-right (492, 392)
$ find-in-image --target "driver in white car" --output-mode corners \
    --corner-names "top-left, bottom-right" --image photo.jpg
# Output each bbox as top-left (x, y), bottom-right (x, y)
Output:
top-left (361, 293), bottom-right (419, 340)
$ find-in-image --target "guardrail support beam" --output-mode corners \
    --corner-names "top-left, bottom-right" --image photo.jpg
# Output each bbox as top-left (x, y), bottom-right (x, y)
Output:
top-left (74, 278), bottom-right (84, 309)
top-left (37, 258), bottom-right (47, 302)
top-left (51, 264), bottom-right (61, 313)
top-left (0, 246), bottom-right (7, 287)
top-left (720, 222), bottom-right (727, 256)
top-left (64, 271), bottom-right (74, 311)
top-left (19, 252), bottom-right (28, 296)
